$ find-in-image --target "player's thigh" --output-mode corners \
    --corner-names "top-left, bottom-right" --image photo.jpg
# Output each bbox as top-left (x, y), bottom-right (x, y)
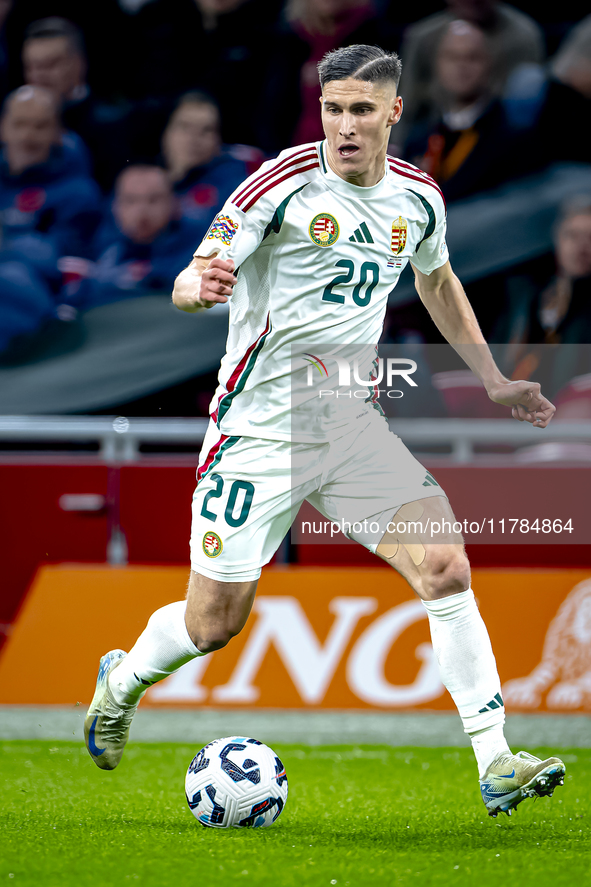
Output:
top-left (312, 415), bottom-right (445, 540)
top-left (185, 569), bottom-right (258, 652)
top-left (375, 494), bottom-right (470, 601)
top-left (312, 417), bottom-right (469, 599)
top-left (191, 432), bottom-right (296, 582)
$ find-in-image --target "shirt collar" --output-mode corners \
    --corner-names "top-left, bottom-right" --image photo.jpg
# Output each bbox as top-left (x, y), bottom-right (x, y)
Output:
top-left (318, 140), bottom-right (388, 198)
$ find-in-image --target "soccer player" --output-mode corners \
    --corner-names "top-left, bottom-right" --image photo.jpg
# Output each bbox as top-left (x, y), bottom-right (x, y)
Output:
top-left (85, 45), bottom-right (565, 817)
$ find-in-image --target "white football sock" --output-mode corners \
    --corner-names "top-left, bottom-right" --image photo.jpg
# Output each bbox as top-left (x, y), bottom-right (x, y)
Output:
top-left (109, 601), bottom-right (204, 705)
top-left (421, 588), bottom-right (510, 778)
top-left (470, 724), bottom-right (511, 778)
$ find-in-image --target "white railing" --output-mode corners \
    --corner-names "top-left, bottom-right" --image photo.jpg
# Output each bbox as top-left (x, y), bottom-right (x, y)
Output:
top-left (0, 416), bottom-right (590, 463)
top-left (390, 419), bottom-right (591, 463)
top-left (0, 416), bottom-right (209, 461)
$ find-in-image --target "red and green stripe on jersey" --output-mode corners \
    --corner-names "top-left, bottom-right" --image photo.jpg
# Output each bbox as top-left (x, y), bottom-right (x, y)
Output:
top-left (233, 146), bottom-right (319, 213)
top-left (387, 157), bottom-right (443, 250)
top-left (387, 156), bottom-right (447, 210)
top-left (365, 351), bottom-right (386, 417)
top-left (231, 145), bottom-right (442, 217)
top-left (196, 432), bottom-right (241, 484)
top-left (212, 313), bottom-right (272, 428)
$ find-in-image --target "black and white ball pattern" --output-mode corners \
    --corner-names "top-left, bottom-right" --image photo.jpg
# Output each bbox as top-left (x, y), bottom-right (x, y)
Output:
top-left (185, 736), bottom-right (288, 828)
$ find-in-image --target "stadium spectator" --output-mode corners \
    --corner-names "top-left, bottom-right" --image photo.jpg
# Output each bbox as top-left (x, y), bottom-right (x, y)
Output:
top-left (403, 21), bottom-right (517, 202)
top-left (22, 17), bottom-right (130, 191)
top-left (530, 198), bottom-right (591, 346)
top-left (69, 165), bottom-right (205, 308)
top-left (162, 91), bottom-right (262, 226)
top-left (0, 81), bottom-right (98, 354)
top-left (260, 0), bottom-right (400, 151)
top-left (0, 85), bottom-right (102, 259)
top-left (541, 198), bottom-right (591, 399)
top-left (500, 10), bottom-right (591, 170)
top-left (397, 0), bottom-right (544, 146)
top-left (500, 16), bottom-right (591, 170)
top-left (476, 197), bottom-right (591, 400)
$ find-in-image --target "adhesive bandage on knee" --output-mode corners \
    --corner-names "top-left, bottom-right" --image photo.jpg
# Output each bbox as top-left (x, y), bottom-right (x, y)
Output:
top-left (421, 589), bottom-right (510, 776)
top-left (109, 601), bottom-right (204, 705)
top-left (377, 500), bottom-right (426, 566)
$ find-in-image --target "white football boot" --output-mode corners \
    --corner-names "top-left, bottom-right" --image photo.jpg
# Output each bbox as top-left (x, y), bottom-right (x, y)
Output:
top-left (480, 750), bottom-right (566, 817)
top-left (84, 649), bottom-right (140, 770)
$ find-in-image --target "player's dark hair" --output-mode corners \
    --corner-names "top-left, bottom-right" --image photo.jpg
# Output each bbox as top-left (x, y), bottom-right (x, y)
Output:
top-left (24, 17), bottom-right (85, 57)
top-left (317, 45), bottom-right (402, 90)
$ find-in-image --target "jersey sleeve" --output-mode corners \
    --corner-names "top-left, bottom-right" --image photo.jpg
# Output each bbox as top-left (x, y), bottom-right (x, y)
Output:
top-left (193, 159), bottom-right (279, 267)
top-left (410, 189), bottom-right (449, 275)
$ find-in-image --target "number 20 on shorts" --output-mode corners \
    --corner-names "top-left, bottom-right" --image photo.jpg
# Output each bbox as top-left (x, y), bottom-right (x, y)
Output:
top-left (201, 474), bottom-right (255, 527)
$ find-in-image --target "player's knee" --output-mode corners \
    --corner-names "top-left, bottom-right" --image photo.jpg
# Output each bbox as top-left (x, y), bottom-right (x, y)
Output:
top-left (186, 617), bottom-right (245, 654)
top-left (420, 551), bottom-right (470, 600)
top-left (188, 627), bottom-right (233, 655)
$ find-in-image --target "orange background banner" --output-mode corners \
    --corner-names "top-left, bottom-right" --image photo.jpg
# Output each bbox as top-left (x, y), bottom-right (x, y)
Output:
top-left (1, 565), bottom-right (590, 712)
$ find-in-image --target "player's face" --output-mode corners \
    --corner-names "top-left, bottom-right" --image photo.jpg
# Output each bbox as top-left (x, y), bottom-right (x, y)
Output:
top-left (320, 78), bottom-right (402, 187)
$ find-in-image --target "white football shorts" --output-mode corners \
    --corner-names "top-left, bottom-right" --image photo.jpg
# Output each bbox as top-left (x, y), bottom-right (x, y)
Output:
top-left (190, 412), bottom-right (447, 582)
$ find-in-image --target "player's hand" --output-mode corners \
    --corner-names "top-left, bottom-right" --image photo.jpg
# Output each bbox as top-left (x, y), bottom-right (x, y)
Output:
top-left (487, 379), bottom-right (556, 428)
top-left (198, 257), bottom-right (237, 308)
top-left (173, 256), bottom-right (237, 312)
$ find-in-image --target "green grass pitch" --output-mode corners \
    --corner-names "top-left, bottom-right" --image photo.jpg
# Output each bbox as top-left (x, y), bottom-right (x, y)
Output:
top-left (1, 741), bottom-right (589, 887)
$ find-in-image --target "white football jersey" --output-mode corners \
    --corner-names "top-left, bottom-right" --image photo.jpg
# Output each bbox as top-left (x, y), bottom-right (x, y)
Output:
top-left (195, 140), bottom-right (449, 442)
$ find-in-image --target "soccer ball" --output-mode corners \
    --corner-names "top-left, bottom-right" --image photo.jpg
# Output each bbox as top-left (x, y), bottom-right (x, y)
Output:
top-left (185, 736), bottom-right (288, 829)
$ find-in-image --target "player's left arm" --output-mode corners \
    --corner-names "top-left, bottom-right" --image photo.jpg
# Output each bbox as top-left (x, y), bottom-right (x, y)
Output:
top-left (411, 260), bottom-right (555, 427)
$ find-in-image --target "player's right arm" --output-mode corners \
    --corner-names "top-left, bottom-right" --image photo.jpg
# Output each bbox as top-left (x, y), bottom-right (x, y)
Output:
top-left (173, 144), bottom-right (314, 312)
top-left (172, 255), bottom-right (237, 313)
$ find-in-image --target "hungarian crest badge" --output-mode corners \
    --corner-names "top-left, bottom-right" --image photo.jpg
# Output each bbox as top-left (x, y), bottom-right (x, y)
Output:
top-left (202, 531), bottom-right (223, 558)
top-left (309, 213), bottom-right (339, 246)
top-left (391, 216), bottom-right (407, 255)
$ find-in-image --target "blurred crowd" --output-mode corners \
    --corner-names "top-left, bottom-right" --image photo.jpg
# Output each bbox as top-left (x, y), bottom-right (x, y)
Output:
top-left (0, 0), bottom-right (590, 367)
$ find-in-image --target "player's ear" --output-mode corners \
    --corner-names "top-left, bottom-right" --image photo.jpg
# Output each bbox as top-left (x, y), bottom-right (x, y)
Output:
top-left (388, 95), bottom-right (403, 126)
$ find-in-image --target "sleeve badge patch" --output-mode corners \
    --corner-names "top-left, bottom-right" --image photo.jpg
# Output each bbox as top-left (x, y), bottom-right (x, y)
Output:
top-left (206, 214), bottom-right (239, 246)
top-left (203, 531), bottom-right (223, 558)
top-left (309, 213), bottom-right (339, 247)
top-left (391, 216), bottom-right (408, 255)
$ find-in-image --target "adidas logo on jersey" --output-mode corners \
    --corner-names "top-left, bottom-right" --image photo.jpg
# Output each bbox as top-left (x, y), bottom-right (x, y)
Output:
top-left (349, 222), bottom-right (374, 243)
